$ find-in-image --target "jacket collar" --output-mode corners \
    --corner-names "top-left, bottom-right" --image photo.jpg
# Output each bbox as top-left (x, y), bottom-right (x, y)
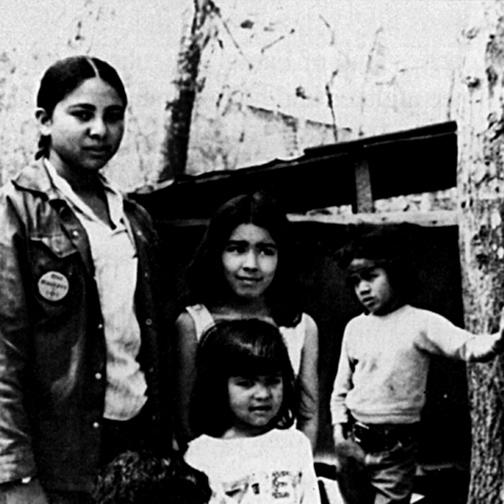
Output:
top-left (12, 158), bottom-right (61, 201)
top-left (13, 158), bottom-right (136, 210)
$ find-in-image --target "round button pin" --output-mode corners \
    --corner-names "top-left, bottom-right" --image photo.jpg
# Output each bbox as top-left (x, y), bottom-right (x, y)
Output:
top-left (37, 271), bottom-right (69, 302)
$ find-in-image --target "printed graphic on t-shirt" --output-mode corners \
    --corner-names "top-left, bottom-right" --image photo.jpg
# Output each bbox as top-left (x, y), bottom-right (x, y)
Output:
top-left (218, 470), bottom-right (303, 503)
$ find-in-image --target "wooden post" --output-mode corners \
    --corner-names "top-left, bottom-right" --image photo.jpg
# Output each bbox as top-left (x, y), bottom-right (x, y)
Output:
top-left (353, 157), bottom-right (374, 213)
top-left (457, 1), bottom-right (504, 501)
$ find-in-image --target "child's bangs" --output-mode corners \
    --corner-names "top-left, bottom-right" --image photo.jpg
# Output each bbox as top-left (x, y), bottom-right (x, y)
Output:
top-left (225, 339), bottom-right (285, 378)
top-left (229, 352), bottom-right (283, 378)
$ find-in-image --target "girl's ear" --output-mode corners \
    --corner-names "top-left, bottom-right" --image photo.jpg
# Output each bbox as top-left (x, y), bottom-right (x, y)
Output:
top-left (35, 107), bottom-right (52, 136)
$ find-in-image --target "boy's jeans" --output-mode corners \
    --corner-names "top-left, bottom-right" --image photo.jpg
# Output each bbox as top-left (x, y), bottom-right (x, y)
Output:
top-left (346, 422), bottom-right (419, 504)
top-left (363, 440), bottom-right (418, 504)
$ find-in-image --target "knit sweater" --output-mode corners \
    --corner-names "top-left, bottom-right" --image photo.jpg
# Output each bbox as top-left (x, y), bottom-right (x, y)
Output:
top-left (330, 304), bottom-right (500, 425)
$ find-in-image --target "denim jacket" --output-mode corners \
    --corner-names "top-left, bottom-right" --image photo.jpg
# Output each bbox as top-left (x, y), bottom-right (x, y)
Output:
top-left (0, 161), bottom-right (172, 492)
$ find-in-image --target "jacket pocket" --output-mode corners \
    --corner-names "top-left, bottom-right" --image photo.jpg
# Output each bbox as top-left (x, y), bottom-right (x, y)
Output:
top-left (28, 233), bottom-right (82, 305)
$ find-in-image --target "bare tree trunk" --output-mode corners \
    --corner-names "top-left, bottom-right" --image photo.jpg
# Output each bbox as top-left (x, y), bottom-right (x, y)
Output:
top-left (159, 0), bottom-right (215, 181)
top-left (457, 1), bottom-right (504, 502)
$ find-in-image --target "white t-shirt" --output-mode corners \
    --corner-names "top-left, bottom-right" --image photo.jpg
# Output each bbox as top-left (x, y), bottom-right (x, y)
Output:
top-left (185, 429), bottom-right (321, 504)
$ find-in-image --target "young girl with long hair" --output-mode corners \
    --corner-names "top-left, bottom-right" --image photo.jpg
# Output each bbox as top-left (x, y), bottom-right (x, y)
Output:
top-left (174, 191), bottom-right (319, 449)
top-left (185, 319), bottom-right (321, 504)
top-left (0, 55), bottom-right (171, 503)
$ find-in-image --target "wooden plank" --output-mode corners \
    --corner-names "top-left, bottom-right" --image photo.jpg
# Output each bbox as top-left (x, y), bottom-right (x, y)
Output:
top-left (287, 210), bottom-right (459, 227)
top-left (154, 210), bottom-right (459, 228)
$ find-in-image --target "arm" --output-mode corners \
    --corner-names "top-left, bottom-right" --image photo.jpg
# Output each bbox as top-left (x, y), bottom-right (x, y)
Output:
top-left (418, 308), bottom-right (504, 362)
top-left (329, 338), bottom-right (367, 489)
top-left (0, 192), bottom-right (39, 487)
top-left (332, 423), bottom-right (347, 445)
top-left (173, 312), bottom-right (199, 445)
top-left (330, 329), bottom-right (353, 446)
top-left (296, 314), bottom-right (319, 451)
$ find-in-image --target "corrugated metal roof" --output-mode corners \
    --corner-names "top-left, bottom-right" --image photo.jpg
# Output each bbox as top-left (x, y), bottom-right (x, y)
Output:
top-left (132, 121), bottom-right (457, 220)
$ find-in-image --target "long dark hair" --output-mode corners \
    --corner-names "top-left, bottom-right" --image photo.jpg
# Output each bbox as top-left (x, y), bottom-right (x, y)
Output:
top-left (190, 319), bottom-right (296, 438)
top-left (185, 191), bottom-right (301, 327)
top-left (35, 55), bottom-right (128, 159)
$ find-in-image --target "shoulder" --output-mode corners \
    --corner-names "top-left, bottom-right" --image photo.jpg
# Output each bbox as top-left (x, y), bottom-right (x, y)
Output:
top-left (0, 179), bottom-right (18, 199)
top-left (270, 429), bottom-right (312, 456)
top-left (123, 193), bottom-right (150, 217)
top-left (175, 310), bottom-right (198, 342)
top-left (123, 196), bottom-right (157, 235)
top-left (0, 165), bottom-right (53, 234)
top-left (187, 434), bottom-right (213, 450)
top-left (0, 180), bottom-right (23, 218)
top-left (269, 428), bottom-right (308, 444)
top-left (174, 310), bottom-right (198, 345)
top-left (299, 313), bottom-right (318, 352)
top-left (301, 312), bottom-right (318, 334)
top-left (285, 313), bottom-right (318, 340)
top-left (175, 310), bottom-right (197, 332)
top-left (186, 434), bottom-right (241, 460)
top-left (0, 163), bottom-right (44, 206)
top-left (175, 305), bottom-right (215, 342)
top-left (185, 435), bottom-right (217, 465)
top-left (344, 312), bottom-right (367, 331)
top-left (399, 305), bottom-right (448, 325)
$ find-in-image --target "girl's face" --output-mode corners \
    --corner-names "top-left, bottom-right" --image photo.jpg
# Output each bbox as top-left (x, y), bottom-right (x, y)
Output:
top-left (37, 77), bottom-right (125, 176)
top-left (348, 258), bottom-right (397, 315)
top-left (221, 223), bottom-right (278, 301)
top-left (227, 373), bottom-right (283, 437)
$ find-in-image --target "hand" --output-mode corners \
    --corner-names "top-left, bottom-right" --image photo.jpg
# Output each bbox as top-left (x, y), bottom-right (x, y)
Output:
top-left (333, 423), bottom-right (366, 474)
top-left (0, 478), bottom-right (49, 504)
top-left (494, 307), bottom-right (504, 354)
top-left (334, 439), bottom-right (366, 466)
top-left (332, 423), bottom-right (347, 446)
top-left (333, 440), bottom-right (372, 504)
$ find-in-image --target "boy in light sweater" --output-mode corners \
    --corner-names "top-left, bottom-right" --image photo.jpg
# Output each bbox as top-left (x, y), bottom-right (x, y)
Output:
top-left (330, 225), bottom-right (504, 504)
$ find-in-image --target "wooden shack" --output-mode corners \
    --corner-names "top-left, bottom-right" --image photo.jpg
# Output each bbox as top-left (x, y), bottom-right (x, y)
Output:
top-left (132, 120), bottom-right (467, 503)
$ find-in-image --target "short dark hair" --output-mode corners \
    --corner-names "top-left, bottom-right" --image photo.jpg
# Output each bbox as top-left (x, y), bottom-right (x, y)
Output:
top-left (190, 319), bottom-right (296, 437)
top-left (185, 191), bottom-right (301, 327)
top-left (338, 224), bottom-right (417, 300)
top-left (35, 55), bottom-right (128, 159)
top-left (92, 450), bottom-right (211, 504)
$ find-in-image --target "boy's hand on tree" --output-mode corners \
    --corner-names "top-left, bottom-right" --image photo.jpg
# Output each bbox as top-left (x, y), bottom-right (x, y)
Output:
top-left (493, 308), bottom-right (504, 354)
top-left (492, 307), bottom-right (504, 353)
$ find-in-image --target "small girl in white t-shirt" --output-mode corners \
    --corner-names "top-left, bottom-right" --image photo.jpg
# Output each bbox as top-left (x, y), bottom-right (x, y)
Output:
top-left (184, 319), bottom-right (322, 504)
